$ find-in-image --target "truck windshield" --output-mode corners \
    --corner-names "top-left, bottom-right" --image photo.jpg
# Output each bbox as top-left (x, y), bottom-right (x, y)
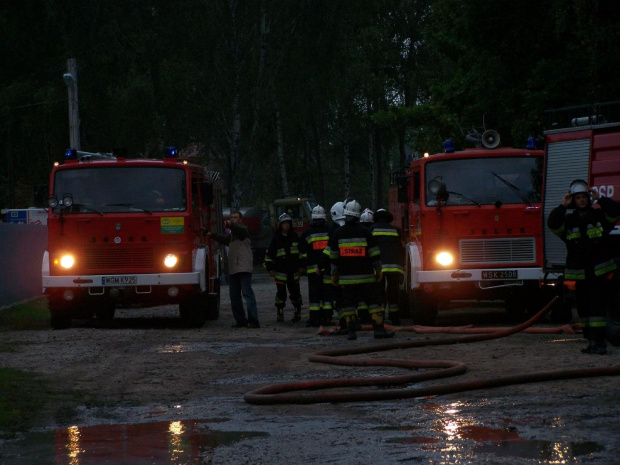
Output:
top-left (425, 156), bottom-right (542, 207)
top-left (52, 166), bottom-right (187, 213)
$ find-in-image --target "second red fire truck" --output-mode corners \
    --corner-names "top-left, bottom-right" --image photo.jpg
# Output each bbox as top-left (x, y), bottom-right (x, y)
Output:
top-left (390, 130), bottom-right (546, 325)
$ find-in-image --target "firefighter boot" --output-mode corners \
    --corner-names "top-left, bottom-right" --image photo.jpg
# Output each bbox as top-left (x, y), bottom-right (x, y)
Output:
top-left (292, 306), bottom-right (302, 323)
top-left (371, 313), bottom-right (395, 339)
top-left (346, 315), bottom-right (358, 341)
top-left (333, 318), bottom-right (349, 335)
top-left (276, 307), bottom-right (284, 322)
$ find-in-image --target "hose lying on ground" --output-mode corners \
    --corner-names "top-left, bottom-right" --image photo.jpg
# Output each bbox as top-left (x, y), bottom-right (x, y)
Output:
top-left (244, 297), bottom-right (620, 405)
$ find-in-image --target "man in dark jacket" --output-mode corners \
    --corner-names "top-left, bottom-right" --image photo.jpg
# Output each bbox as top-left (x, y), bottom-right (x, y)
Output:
top-left (548, 179), bottom-right (620, 354)
top-left (369, 208), bottom-right (405, 325)
top-left (209, 211), bottom-right (259, 328)
top-left (264, 213), bottom-right (303, 322)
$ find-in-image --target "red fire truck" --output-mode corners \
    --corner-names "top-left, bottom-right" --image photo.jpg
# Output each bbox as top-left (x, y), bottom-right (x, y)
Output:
top-left (41, 147), bottom-right (224, 329)
top-left (543, 101), bottom-right (620, 345)
top-left (389, 130), bottom-right (546, 325)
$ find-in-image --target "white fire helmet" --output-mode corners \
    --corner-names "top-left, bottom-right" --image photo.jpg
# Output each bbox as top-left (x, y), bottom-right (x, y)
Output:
top-left (330, 201), bottom-right (345, 222)
top-left (569, 179), bottom-right (589, 195)
top-left (311, 205), bottom-right (327, 220)
top-left (360, 208), bottom-right (374, 223)
top-left (343, 199), bottom-right (362, 219)
top-left (278, 213), bottom-right (293, 225)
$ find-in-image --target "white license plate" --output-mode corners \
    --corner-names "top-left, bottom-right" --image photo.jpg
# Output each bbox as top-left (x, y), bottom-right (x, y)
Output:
top-left (481, 270), bottom-right (518, 279)
top-left (102, 275), bottom-right (137, 285)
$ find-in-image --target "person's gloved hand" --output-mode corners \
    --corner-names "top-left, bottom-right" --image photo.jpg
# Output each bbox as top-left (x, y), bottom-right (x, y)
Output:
top-left (375, 270), bottom-right (383, 282)
top-left (299, 267), bottom-right (307, 275)
top-left (331, 274), bottom-right (339, 286)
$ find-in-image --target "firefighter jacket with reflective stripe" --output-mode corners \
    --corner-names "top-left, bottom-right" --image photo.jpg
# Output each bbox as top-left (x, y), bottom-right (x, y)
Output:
top-left (327, 221), bottom-right (381, 285)
top-left (299, 220), bottom-right (330, 274)
top-left (264, 229), bottom-right (301, 274)
top-left (547, 196), bottom-right (620, 280)
top-left (368, 221), bottom-right (404, 275)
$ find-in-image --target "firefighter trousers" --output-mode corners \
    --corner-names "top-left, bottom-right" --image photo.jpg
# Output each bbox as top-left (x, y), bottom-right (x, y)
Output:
top-left (575, 276), bottom-right (611, 343)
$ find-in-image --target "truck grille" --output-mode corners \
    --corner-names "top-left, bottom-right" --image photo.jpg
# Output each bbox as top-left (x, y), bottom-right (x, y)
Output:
top-left (83, 246), bottom-right (154, 270)
top-left (459, 238), bottom-right (536, 265)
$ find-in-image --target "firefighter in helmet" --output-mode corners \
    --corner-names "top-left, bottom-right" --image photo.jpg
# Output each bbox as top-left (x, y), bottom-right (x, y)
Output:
top-left (299, 205), bottom-right (333, 327)
top-left (327, 199), bottom-right (395, 340)
top-left (369, 208), bottom-right (405, 325)
top-left (360, 208), bottom-right (374, 228)
top-left (264, 213), bottom-right (303, 322)
top-left (548, 179), bottom-right (620, 355)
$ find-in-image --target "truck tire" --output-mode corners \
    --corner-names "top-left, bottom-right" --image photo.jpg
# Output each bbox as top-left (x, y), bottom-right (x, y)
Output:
top-left (94, 302), bottom-right (116, 321)
top-left (179, 279), bottom-right (209, 328)
top-left (411, 290), bottom-right (438, 326)
top-left (206, 279), bottom-right (220, 321)
top-left (48, 298), bottom-right (72, 330)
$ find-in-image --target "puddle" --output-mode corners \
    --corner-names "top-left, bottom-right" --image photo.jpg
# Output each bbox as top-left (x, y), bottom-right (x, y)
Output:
top-left (2, 419), bottom-right (268, 465)
top-left (384, 401), bottom-right (605, 462)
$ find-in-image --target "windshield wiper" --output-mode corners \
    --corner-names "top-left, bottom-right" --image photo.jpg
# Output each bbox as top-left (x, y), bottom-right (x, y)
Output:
top-left (71, 203), bottom-right (103, 215)
top-left (490, 172), bottom-right (531, 205)
top-left (447, 191), bottom-right (481, 207)
top-left (104, 203), bottom-right (152, 214)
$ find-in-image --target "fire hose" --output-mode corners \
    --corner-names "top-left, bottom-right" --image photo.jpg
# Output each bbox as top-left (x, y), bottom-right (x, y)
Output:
top-left (244, 297), bottom-right (620, 405)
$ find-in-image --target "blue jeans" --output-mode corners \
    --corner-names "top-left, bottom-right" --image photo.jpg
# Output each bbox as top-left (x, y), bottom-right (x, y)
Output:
top-left (229, 272), bottom-right (259, 325)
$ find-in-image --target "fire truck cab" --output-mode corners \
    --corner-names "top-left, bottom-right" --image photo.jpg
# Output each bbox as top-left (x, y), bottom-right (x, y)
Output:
top-left (390, 132), bottom-right (546, 325)
top-left (42, 147), bottom-right (224, 329)
top-left (269, 196), bottom-right (316, 234)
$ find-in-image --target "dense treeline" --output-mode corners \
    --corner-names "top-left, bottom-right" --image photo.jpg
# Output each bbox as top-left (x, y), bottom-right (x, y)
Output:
top-left (1, 0), bottom-right (619, 211)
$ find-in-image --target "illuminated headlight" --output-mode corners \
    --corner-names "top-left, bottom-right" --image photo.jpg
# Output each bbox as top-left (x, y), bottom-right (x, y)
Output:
top-left (435, 252), bottom-right (454, 267)
top-left (59, 255), bottom-right (75, 269)
top-left (164, 254), bottom-right (178, 268)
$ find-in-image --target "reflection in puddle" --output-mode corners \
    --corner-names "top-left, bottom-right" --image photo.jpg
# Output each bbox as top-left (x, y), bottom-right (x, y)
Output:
top-left (3, 420), bottom-right (267, 465)
top-left (386, 401), bottom-right (604, 462)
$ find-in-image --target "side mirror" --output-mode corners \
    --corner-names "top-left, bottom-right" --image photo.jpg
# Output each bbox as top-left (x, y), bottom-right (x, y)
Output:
top-left (397, 177), bottom-right (409, 203)
top-left (34, 183), bottom-right (49, 208)
top-left (201, 181), bottom-right (214, 205)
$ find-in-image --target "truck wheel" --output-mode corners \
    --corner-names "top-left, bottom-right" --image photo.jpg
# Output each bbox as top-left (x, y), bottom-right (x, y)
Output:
top-left (607, 300), bottom-right (620, 347)
top-left (411, 290), bottom-right (438, 326)
top-left (549, 301), bottom-right (573, 324)
top-left (179, 296), bottom-right (207, 328)
top-left (94, 303), bottom-right (116, 321)
top-left (206, 279), bottom-right (221, 321)
top-left (48, 298), bottom-right (72, 330)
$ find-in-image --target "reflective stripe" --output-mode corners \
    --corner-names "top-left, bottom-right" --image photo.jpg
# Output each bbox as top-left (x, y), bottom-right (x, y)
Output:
top-left (594, 259), bottom-right (616, 276)
top-left (381, 264), bottom-right (404, 273)
top-left (372, 228), bottom-right (399, 237)
top-left (586, 224), bottom-right (603, 239)
top-left (565, 269), bottom-right (586, 280)
top-left (339, 274), bottom-right (375, 284)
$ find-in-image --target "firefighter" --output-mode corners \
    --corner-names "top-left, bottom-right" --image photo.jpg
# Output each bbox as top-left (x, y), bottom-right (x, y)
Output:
top-left (299, 205), bottom-right (333, 327)
top-left (547, 179), bottom-right (620, 355)
top-left (356, 208), bottom-right (375, 323)
top-left (264, 213), bottom-right (303, 322)
top-left (369, 208), bottom-right (405, 325)
top-left (320, 201), bottom-right (346, 328)
top-left (328, 199), bottom-right (395, 340)
top-left (360, 208), bottom-right (374, 228)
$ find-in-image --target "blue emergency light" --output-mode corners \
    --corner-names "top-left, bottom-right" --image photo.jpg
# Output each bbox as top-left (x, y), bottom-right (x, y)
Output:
top-left (65, 148), bottom-right (78, 160)
top-left (165, 146), bottom-right (178, 158)
top-left (526, 137), bottom-right (536, 150)
top-left (444, 139), bottom-right (455, 153)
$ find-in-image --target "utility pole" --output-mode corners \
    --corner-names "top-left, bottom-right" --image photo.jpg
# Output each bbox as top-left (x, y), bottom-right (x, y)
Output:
top-left (63, 58), bottom-right (81, 150)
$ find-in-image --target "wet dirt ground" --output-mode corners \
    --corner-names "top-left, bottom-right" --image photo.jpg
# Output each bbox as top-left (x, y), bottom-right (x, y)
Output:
top-left (1, 272), bottom-right (620, 464)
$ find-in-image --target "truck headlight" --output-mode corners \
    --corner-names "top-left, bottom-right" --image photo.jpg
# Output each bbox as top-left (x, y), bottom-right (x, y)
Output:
top-left (164, 254), bottom-right (178, 268)
top-left (436, 252), bottom-right (454, 267)
top-left (58, 254), bottom-right (75, 269)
